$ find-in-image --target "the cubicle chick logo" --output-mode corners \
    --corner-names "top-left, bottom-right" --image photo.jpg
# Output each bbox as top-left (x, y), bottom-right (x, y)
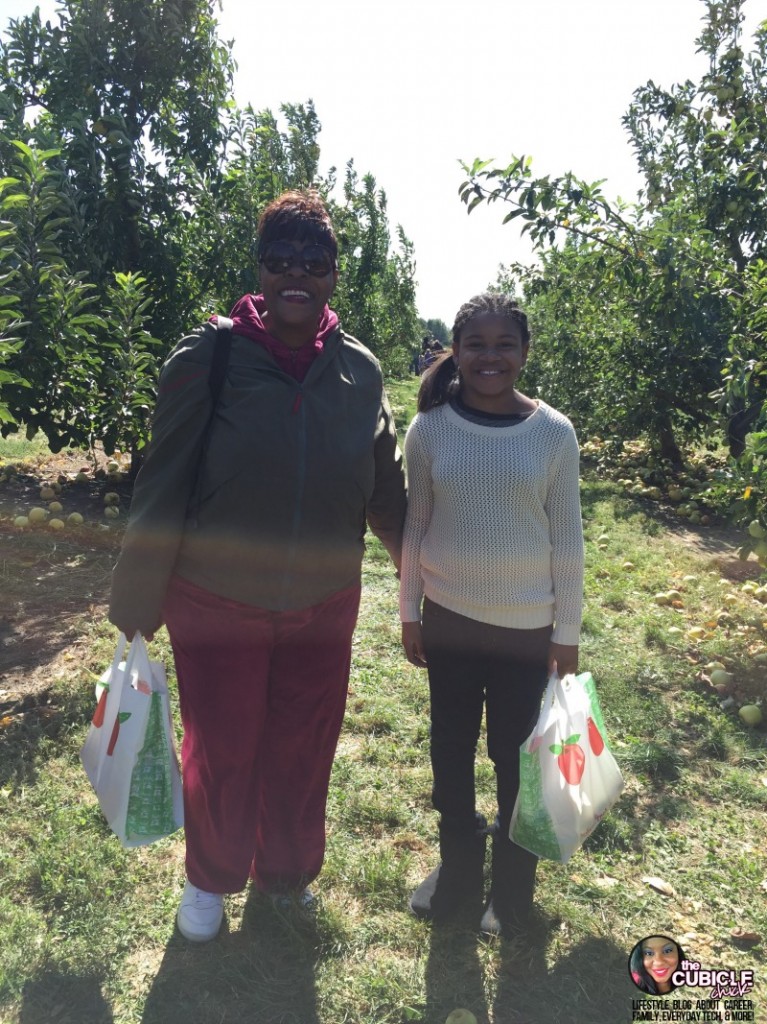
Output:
top-left (628, 934), bottom-right (755, 1022)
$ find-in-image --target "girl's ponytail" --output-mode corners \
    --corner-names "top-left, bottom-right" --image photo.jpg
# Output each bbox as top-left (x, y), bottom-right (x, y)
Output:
top-left (417, 352), bottom-right (457, 412)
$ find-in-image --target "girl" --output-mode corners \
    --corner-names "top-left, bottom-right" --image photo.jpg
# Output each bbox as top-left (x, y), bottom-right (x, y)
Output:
top-left (399, 292), bottom-right (584, 937)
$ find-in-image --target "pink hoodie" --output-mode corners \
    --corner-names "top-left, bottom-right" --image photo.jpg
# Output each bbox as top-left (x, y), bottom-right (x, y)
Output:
top-left (212, 294), bottom-right (340, 383)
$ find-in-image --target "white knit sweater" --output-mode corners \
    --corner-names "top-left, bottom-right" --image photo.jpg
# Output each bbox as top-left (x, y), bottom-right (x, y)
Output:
top-left (399, 400), bottom-right (584, 644)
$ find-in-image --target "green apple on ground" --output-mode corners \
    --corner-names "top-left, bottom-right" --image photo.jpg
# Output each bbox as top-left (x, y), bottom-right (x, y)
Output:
top-left (67, 512), bottom-right (83, 526)
top-left (738, 705), bottom-right (762, 727)
top-left (49, 518), bottom-right (65, 530)
top-left (28, 507), bottom-right (48, 524)
top-left (710, 669), bottom-right (734, 687)
top-left (13, 516), bottom-right (29, 528)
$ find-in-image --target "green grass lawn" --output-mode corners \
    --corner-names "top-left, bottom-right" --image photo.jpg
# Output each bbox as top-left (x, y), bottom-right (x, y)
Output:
top-left (1, 395), bottom-right (766, 1023)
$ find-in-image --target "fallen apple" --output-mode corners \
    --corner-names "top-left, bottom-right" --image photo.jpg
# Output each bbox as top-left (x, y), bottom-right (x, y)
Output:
top-left (104, 492), bottom-right (120, 506)
top-left (40, 485), bottom-right (56, 501)
top-left (622, 561), bottom-right (636, 571)
top-left (104, 506), bottom-right (120, 519)
top-left (67, 512), bottom-right (84, 526)
top-left (445, 1011), bottom-right (478, 1024)
top-left (48, 501), bottom-right (63, 514)
top-left (738, 704), bottom-right (762, 727)
top-left (13, 515), bottom-right (29, 528)
top-left (28, 507), bottom-right (48, 524)
top-left (710, 669), bottom-right (734, 687)
top-left (49, 518), bottom-right (65, 530)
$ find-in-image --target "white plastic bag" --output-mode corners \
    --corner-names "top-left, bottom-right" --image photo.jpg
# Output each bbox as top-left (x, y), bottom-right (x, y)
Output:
top-left (80, 632), bottom-right (184, 847)
top-left (510, 671), bottom-right (623, 863)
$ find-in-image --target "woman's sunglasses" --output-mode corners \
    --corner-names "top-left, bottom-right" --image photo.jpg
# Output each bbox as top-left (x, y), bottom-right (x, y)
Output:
top-left (259, 242), bottom-right (336, 277)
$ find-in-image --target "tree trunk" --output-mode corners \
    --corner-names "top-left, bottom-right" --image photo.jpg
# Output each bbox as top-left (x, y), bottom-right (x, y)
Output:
top-left (656, 416), bottom-right (685, 471)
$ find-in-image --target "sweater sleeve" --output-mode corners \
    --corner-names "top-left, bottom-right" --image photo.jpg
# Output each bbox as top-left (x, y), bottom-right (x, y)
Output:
top-left (546, 425), bottom-right (584, 645)
top-left (366, 387), bottom-right (407, 567)
top-left (399, 416), bottom-right (433, 622)
top-left (108, 328), bottom-right (215, 635)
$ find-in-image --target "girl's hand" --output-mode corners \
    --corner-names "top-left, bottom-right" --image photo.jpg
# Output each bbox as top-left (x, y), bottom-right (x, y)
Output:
top-left (401, 621), bottom-right (427, 668)
top-left (548, 642), bottom-right (578, 677)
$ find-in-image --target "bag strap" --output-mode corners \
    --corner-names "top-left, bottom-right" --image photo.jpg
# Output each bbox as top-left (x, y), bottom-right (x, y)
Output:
top-left (186, 317), bottom-right (234, 524)
top-left (207, 316), bottom-right (233, 407)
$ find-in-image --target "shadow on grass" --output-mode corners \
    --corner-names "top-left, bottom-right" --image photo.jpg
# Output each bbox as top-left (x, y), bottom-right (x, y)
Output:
top-left (141, 894), bottom-right (320, 1024)
top-left (20, 970), bottom-right (114, 1024)
top-left (423, 924), bottom-right (489, 1023)
top-left (420, 923), bottom-right (634, 1024)
top-left (493, 933), bottom-right (634, 1024)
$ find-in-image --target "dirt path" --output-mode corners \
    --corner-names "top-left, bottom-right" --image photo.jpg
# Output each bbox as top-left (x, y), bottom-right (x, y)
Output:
top-left (0, 450), bottom-right (130, 712)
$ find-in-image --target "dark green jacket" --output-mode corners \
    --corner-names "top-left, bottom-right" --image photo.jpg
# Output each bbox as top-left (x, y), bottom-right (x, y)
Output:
top-left (109, 323), bottom-right (406, 635)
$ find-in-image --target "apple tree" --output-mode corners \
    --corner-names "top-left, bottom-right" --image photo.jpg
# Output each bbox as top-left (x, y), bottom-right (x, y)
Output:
top-left (458, 0), bottom-right (767, 478)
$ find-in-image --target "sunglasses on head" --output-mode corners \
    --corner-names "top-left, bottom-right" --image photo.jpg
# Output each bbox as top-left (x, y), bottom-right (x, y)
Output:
top-left (259, 241), bottom-right (336, 277)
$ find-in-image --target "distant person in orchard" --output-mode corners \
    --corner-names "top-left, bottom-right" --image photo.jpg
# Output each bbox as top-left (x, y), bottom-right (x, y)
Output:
top-left (399, 292), bottom-right (584, 936)
top-left (109, 190), bottom-right (406, 942)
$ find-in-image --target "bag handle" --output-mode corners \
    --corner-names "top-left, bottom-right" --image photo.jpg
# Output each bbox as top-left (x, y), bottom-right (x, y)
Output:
top-left (106, 631), bottom-right (129, 685)
top-left (530, 671), bottom-right (560, 742)
top-left (123, 632), bottom-right (159, 694)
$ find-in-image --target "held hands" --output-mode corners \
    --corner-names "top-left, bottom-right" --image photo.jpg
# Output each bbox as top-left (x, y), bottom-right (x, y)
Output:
top-left (548, 642), bottom-right (579, 677)
top-left (401, 620), bottom-right (427, 668)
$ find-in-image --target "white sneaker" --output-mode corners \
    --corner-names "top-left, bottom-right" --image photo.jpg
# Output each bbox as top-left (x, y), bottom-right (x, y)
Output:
top-left (176, 880), bottom-right (224, 942)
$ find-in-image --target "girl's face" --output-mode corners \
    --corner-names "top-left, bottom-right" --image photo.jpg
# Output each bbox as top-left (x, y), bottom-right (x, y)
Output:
top-left (642, 937), bottom-right (679, 992)
top-left (452, 313), bottom-right (529, 413)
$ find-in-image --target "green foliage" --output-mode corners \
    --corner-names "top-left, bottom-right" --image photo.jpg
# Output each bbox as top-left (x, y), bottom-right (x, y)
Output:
top-left (332, 166), bottom-right (420, 375)
top-left (461, 0), bottom-right (767, 493)
top-left (0, 2), bottom-right (419, 466)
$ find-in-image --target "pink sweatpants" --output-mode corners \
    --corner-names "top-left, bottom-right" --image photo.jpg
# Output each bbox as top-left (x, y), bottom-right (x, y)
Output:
top-left (163, 574), bottom-right (361, 894)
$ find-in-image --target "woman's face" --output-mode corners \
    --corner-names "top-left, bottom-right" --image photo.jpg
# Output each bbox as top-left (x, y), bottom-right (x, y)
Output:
top-left (259, 238), bottom-right (337, 347)
top-left (642, 937), bottom-right (679, 992)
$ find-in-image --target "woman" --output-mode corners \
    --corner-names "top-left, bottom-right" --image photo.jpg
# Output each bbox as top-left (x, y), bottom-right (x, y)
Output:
top-left (399, 292), bottom-right (583, 936)
top-left (109, 190), bottom-right (406, 941)
top-left (629, 935), bottom-right (684, 995)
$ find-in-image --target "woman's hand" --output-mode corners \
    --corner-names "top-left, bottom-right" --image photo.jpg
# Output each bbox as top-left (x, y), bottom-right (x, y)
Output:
top-left (401, 620), bottom-right (427, 667)
top-left (548, 642), bottom-right (579, 677)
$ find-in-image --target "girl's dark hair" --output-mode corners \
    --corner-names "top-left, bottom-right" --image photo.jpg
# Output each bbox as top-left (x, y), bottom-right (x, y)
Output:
top-left (257, 189), bottom-right (338, 262)
top-left (417, 292), bottom-right (530, 413)
top-left (629, 936), bottom-right (684, 995)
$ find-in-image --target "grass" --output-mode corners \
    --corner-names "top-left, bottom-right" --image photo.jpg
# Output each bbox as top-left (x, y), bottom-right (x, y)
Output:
top-left (1, 385), bottom-right (766, 1023)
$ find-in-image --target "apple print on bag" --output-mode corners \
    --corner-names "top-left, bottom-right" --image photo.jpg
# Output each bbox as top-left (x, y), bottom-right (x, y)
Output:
top-left (107, 711), bottom-right (132, 756)
top-left (550, 734), bottom-right (585, 784)
top-left (91, 686), bottom-right (108, 728)
top-left (587, 716), bottom-right (605, 755)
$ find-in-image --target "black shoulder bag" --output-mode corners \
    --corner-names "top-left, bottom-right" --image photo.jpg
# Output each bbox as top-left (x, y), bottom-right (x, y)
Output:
top-left (187, 316), bottom-right (233, 525)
